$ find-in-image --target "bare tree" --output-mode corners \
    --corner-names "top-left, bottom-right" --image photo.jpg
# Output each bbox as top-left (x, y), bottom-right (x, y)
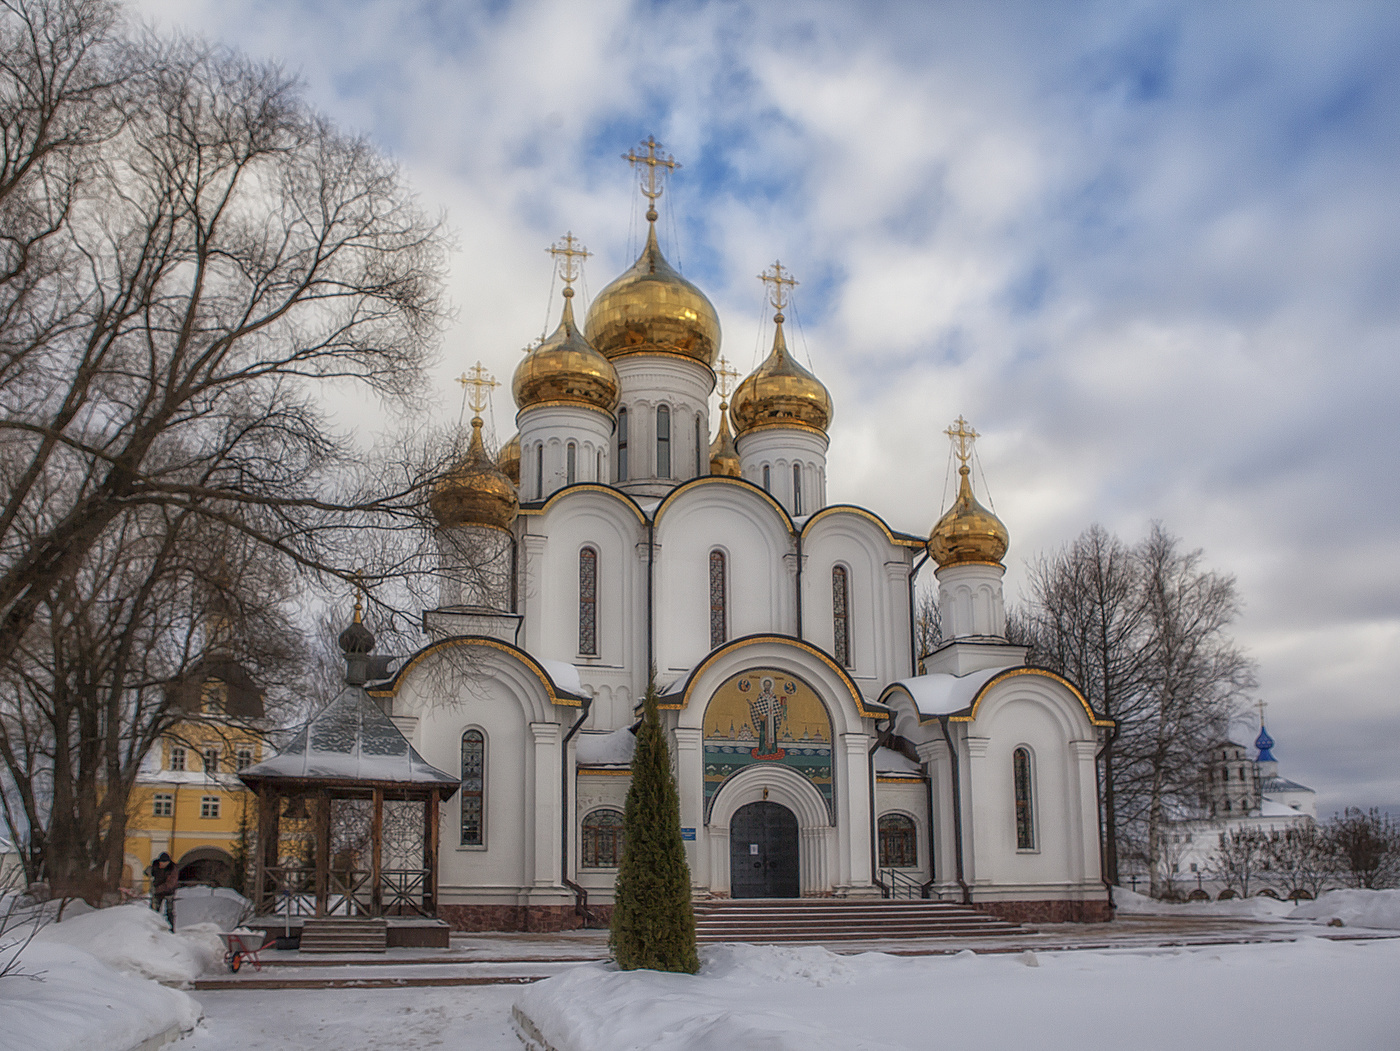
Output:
top-left (913, 584), bottom-right (939, 672)
top-left (1212, 826), bottom-right (1268, 898)
top-left (1326, 808), bottom-right (1399, 890)
top-left (1265, 823), bottom-right (1332, 900)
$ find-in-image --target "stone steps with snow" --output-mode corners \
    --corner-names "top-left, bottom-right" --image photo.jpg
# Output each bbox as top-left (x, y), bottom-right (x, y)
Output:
top-left (298, 917), bottom-right (388, 953)
top-left (692, 899), bottom-right (1028, 942)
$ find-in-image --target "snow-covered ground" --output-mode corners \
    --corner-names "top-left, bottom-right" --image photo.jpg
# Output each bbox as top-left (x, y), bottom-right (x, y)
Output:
top-left (1114, 885), bottom-right (1400, 928)
top-left (517, 938), bottom-right (1400, 1051)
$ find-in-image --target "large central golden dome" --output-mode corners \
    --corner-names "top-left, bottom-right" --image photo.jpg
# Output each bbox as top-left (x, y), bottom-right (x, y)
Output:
top-left (513, 289), bottom-right (620, 414)
top-left (584, 223), bottom-right (721, 366)
top-left (730, 313), bottom-right (832, 435)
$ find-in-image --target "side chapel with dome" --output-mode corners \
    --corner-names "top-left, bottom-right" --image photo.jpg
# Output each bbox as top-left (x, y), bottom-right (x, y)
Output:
top-left (299, 139), bottom-right (1114, 929)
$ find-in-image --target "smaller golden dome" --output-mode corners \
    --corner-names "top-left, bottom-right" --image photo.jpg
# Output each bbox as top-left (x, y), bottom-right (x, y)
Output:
top-left (709, 401), bottom-right (741, 477)
top-left (431, 416), bottom-right (519, 531)
top-left (513, 290), bottom-right (620, 414)
top-left (928, 465), bottom-right (1009, 567)
top-left (584, 222), bottom-right (721, 366)
top-left (730, 314), bottom-right (832, 435)
top-left (497, 432), bottom-right (520, 486)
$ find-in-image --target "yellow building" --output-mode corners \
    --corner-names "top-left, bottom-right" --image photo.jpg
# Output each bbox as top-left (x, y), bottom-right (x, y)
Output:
top-left (123, 658), bottom-right (267, 893)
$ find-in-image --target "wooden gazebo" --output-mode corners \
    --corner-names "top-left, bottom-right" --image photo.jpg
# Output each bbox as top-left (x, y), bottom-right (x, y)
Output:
top-left (238, 614), bottom-right (458, 919)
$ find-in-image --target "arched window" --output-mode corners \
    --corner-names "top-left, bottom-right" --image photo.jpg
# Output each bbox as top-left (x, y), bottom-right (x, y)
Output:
top-left (578, 547), bottom-right (598, 656)
top-left (878, 814), bottom-right (917, 868)
top-left (762, 464), bottom-right (771, 492)
top-left (534, 444), bottom-right (544, 501)
top-left (656, 405), bottom-right (671, 478)
top-left (1013, 747), bottom-right (1035, 850)
top-left (832, 565), bottom-right (850, 667)
top-left (695, 414), bottom-right (704, 476)
top-left (617, 407), bottom-right (628, 482)
top-left (596, 450), bottom-right (603, 481)
top-left (792, 464), bottom-right (803, 515)
top-left (581, 809), bottom-right (625, 867)
top-left (461, 730), bottom-right (485, 846)
top-left (566, 442), bottom-right (577, 486)
top-left (709, 549), bottom-right (727, 650)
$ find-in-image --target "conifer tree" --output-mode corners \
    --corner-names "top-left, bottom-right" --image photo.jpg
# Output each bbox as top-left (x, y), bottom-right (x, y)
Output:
top-left (609, 678), bottom-right (699, 973)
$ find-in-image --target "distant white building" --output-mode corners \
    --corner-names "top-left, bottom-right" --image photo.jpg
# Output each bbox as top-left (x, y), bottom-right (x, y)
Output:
top-left (1166, 723), bottom-right (1317, 888)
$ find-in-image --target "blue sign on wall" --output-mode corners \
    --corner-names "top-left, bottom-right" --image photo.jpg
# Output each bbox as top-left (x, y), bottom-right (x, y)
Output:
top-left (681, 827), bottom-right (696, 841)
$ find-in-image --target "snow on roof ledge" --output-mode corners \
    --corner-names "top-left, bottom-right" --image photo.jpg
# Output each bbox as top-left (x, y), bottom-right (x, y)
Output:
top-left (539, 658), bottom-right (584, 697)
top-left (576, 727), bottom-right (636, 766)
top-left (884, 664), bottom-right (1018, 717)
top-left (874, 746), bottom-right (921, 775)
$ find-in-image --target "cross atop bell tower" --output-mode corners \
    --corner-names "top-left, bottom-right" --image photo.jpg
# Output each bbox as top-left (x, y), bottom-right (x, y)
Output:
top-left (546, 231), bottom-right (590, 298)
top-left (714, 355), bottom-right (740, 403)
top-left (623, 135), bottom-right (680, 223)
top-left (758, 260), bottom-right (799, 316)
top-left (945, 415), bottom-right (979, 469)
top-left (456, 361), bottom-right (498, 416)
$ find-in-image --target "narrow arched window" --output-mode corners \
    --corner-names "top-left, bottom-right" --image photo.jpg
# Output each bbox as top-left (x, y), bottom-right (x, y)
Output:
top-left (656, 405), bottom-right (671, 478)
top-left (878, 814), bottom-right (917, 868)
top-left (695, 414), bottom-right (704, 476)
top-left (792, 464), bottom-right (803, 515)
top-left (709, 549), bottom-right (727, 650)
top-left (534, 444), bottom-right (544, 501)
top-left (581, 808), bottom-right (625, 867)
top-left (1013, 747), bottom-right (1035, 850)
top-left (762, 465), bottom-right (771, 492)
top-left (461, 730), bottom-right (485, 846)
top-left (596, 450), bottom-right (603, 482)
top-left (566, 442), bottom-right (577, 486)
top-left (578, 547), bottom-right (598, 656)
top-left (617, 408), bottom-right (629, 482)
top-left (832, 565), bottom-right (850, 667)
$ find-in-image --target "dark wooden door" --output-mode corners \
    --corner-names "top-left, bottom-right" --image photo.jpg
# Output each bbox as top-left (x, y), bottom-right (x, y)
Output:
top-left (729, 801), bottom-right (800, 898)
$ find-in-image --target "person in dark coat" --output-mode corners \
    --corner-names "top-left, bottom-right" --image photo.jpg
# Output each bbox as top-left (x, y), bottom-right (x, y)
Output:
top-left (148, 852), bottom-right (178, 929)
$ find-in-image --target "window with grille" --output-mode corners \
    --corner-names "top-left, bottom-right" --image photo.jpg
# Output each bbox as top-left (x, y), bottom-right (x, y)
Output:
top-left (581, 809), bottom-right (625, 867)
top-left (695, 414), bottom-right (704, 476)
top-left (617, 408), bottom-right (628, 481)
top-left (169, 746), bottom-right (186, 771)
top-left (236, 747), bottom-right (253, 770)
top-left (656, 405), bottom-right (671, 478)
top-left (878, 814), bottom-right (917, 867)
top-left (535, 444), bottom-right (544, 500)
top-left (1014, 747), bottom-right (1035, 850)
top-left (567, 442), bottom-right (577, 485)
top-left (153, 794), bottom-right (173, 817)
top-left (461, 730), bottom-right (485, 846)
top-left (792, 464), bottom-right (802, 515)
top-left (832, 565), bottom-right (851, 667)
top-left (579, 547), bottom-right (598, 656)
top-left (709, 550), bottom-right (727, 650)
top-left (200, 795), bottom-right (221, 819)
top-left (203, 748), bottom-right (219, 774)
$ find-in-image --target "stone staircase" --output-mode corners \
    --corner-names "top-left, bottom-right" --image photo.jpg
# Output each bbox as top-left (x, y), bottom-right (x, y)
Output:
top-left (297, 916), bottom-right (388, 953)
top-left (693, 899), bottom-right (1027, 943)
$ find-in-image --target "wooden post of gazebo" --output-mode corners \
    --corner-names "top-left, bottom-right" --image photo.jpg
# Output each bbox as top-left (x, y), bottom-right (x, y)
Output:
top-left (254, 785), bottom-right (280, 915)
top-left (313, 790), bottom-right (330, 917)
top-left (370, 787), bottom-right (384, 915)
top-left (426, 789), bottom-right (441, 915)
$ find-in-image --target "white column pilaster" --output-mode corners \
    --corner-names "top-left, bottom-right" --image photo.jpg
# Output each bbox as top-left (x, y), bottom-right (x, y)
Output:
top-left (530, 722), bottom-right (561, 887)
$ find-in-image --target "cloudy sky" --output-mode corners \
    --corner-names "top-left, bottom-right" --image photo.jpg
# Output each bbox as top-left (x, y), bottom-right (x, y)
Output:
top-left (135, 0), bottom-right (1399, 816)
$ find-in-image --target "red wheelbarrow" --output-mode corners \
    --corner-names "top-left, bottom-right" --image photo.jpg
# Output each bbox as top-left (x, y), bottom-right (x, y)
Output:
top-left (220, 929), bottom-right (276, 973)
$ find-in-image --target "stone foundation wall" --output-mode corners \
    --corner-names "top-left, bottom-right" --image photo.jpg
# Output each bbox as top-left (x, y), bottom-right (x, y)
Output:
top-left (972, 898), bottom-right (1114, 924)
top-left (438, 903), bottom-right (614, 932)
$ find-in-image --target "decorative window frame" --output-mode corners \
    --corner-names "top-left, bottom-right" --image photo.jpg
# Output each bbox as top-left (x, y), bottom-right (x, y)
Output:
top-left (200, 795), bottom-right (221, 819)
top-left (708, 547), bottom-right (729, 651)
top-left (877, 811), bottom-right (919, 869)
top-left (152, 793), bottom-right (174, 818)
top-left (831, 563), bottom-right (852, 669)
top-left (578, 545), bottom-right (599, 657)
top-left (579, 807), bottom-right (626, 869)
top-left (459, 727), bottom-right (488, 850)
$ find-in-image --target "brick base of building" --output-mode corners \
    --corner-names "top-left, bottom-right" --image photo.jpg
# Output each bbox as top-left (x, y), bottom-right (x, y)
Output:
top-left (438, 903), bottom-right (613, 932)
top-left (971, 898), bottom-right (1114, 924)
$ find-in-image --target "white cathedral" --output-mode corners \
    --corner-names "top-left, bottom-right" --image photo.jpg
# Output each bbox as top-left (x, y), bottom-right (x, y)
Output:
top-left (360, 142), bottom-right (1114, 929)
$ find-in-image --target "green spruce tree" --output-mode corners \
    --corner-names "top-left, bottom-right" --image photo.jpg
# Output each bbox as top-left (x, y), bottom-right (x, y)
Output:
top-left (609, 677), bottom-right (699, 973)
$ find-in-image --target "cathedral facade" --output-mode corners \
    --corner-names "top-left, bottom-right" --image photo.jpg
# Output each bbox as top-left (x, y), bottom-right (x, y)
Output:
top-left (369, 144), bottom-right (1113, 929)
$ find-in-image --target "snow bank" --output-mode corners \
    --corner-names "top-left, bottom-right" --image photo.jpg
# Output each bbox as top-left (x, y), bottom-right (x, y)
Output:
top-left (514, 939), bottom-right (1400, 1051)
top-left (1113, 886), bottom-right (1294, 918)
top-left (173, 885), bottom-right (251, 932)
top-left (1289, 888), bottom-right (1400, 930)
top-left (0, 940), bottom-right (200, 1051)
top-left (34, 903), bottom-right (223, 984)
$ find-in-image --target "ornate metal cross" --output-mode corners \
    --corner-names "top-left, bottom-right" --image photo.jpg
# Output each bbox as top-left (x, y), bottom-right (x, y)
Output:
top-left (546, 231), bottom-right (591, 289)
top-left (944, 416), bottom-right (979, 467)
top-left (623, 136), bottom-right (680, 218)
top-left (715, 355), bottom-right (740, 403)
top-left (758, 260), bottom-right (799, 313)
top-left (456, 362), bottom-right (498, 415)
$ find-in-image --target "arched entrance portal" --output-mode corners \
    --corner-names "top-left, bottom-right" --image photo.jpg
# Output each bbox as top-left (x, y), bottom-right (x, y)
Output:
top-left (729, 801), bottom-right (799, 898)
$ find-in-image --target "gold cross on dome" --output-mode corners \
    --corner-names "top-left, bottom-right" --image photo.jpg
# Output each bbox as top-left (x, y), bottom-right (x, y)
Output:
top-left (546, 231), bottom-right (591, 288)
top-left (715, 355), bottom-right (740, 402)
top-left (623, 136), bottom-right (680, 215)
top-left (758, 260), bottom-right (799, 312)
top-left (945, 416), bottom-right (979, 467)
top-left (456, 362), bottom-right (498, 415)
top-left (1256, 698), bottom-right (1268, 725)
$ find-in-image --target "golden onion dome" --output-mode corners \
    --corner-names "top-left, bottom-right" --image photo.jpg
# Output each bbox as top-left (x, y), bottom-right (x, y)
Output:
top-left (430, 416), bottom-right (519, 531)
top-left (497, 431), bottom-right (520, 486)
top-left (583, 222), bottom-right (721, 366)
top-left (928, 464), bottom-right (1009, 567)
top-left (709, 401), bottom-right (741, 477)
top-left (730, 313), bottom-right (832, 436)
top-left (513, 289), bottom-right (620, 414)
